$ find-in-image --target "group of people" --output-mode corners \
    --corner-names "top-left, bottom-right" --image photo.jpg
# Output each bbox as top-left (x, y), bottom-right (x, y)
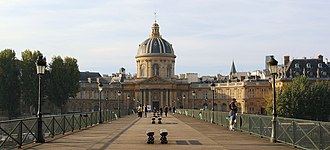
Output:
top-left (136, 105), bottom-right (176, 118)
top-left (135, 98), bottom-right (237, 131)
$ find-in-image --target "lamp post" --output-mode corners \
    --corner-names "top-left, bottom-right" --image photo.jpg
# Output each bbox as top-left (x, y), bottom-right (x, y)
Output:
top-left (36, 55), bottom-right (46, 143)
top-left (127, 95), bottom-right (130, 114)
top-left (210, 82), bottom-right (215, 123)
top-left (192, 91), bottom-right (196, 109)
top-left (98, 82), bottom-right (103, 124)
top-left (182, 95), bottom-right (186, 109)
top-left (117, 91), bottom-right (121, 118)
top-left (268, 55), bottom-right (278, 143)
top-left (192, 91), bottom-right (196, 117)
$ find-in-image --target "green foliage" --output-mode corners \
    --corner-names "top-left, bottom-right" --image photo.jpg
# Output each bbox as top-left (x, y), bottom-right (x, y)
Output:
top-left (278, 76), bottom-right (330, 121)
top-left (0, 49), bottom-right (21, 119)
top-left (47, 56), bottom-right (80, 113)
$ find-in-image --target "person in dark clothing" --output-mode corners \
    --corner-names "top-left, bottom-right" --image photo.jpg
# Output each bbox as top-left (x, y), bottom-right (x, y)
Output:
top-left (172, 106), bottom-right (176, 114)
top-left (229, 98), bottom-right (238, 131)
top-left (144, 105), bottom-right (148, 117)
top-left (159, 107), bottom-right (163, 117)
top-left (164, 105), bottom-right (169, 117)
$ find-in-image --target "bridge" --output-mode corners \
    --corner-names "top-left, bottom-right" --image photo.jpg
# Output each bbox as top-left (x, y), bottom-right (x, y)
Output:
top-left (0, 110), bottom-right (329, 149)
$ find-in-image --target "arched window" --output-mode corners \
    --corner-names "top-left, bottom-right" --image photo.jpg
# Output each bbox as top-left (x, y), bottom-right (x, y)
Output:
top-left (140, 64), bottom-right (145, 77)
top-left (166, 64), bottom-right (172, 78)
top-left (306, 63), bottom-right (311, 68)
top-left (153, 64), bottom-right (159, 76)
top-left (295, 63), bottom-right (300, 68)
top-left (318, 63), bottom-right (323, 68)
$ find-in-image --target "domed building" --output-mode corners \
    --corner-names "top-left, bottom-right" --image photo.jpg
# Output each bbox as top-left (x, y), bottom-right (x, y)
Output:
top-left (122, 21), bottom-right (189, 110)
top-left (69, 21), bottom-right (274, 116)
top-left (136, 22), bottom-right (176, 79)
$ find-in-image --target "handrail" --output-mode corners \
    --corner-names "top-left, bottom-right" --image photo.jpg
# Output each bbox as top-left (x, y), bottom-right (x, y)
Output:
top-left (0, 110), bottom-right (124, 149)
top-left (175, 109), bottom-right (330, 150)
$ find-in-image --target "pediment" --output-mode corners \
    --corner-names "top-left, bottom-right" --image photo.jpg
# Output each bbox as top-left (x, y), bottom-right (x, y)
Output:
top-left (138, 76), bottom-right (172, 84)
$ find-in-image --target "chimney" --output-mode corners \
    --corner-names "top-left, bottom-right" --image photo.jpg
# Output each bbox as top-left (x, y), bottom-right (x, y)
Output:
top-left (318, 55), bottom-right (323, 61)
top-left (284, 56), bottom-right (290, 66)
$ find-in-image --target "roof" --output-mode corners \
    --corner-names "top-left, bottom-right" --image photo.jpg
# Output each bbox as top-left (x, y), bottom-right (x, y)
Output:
top-left (79, 71), bottom-right (109, 84)
top-left (136, 22), bottom-right (175, 58)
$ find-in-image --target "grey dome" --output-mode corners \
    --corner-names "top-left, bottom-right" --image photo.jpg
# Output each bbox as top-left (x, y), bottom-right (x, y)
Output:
top-left (136, 22), bottom-right (175, 58)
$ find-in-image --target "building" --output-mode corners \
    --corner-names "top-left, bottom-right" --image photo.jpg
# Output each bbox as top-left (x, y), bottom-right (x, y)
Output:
top-left (276, 55), bottom-right (330, 89)
top-left (66, 21), bottom-right (275, 115)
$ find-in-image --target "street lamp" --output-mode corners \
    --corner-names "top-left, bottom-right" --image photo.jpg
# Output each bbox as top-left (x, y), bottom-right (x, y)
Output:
top-left (192, 91), bottom-right (196, 109)
top-left (127, 95), bottom-right (130, 114)
top-left (36, 55), bottom-right (46, 143)
top-left (117, 91), bottom-right (121, 118)
top-left (182, 95), bottom-right (186, 109)
top-left (192, 91), bottom-right (196, 117)
top-left (268, 55), bottom-right (278, 143)
top-left (98, 82), bottom-right (103, 124)
top-left (210, 82), bottom-right (215, 123)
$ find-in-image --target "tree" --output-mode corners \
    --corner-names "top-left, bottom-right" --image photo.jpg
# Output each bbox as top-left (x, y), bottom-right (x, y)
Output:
top-left (278, 76), bottom-right (310, 119)
top-left (47, 56), bottom-right (80, 114)
top-left (277, 76), bottom-right (330, 121)
top-left (308, 81), bottom-right (330, 121)
top-left (20, 50), bottom-right (43, 115)
top-left (0, 49), bottom-right (21, 119)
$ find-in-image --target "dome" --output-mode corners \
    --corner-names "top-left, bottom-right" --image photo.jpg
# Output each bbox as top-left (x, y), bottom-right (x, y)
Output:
top-left (136, 22), bottom-right (176, 58)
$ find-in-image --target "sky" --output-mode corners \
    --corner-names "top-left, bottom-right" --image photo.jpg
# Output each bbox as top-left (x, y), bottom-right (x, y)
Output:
top-left (1, 0), bottom-right (330, 76)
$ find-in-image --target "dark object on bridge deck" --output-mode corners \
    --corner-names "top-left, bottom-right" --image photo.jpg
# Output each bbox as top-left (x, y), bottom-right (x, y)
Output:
top-left (160, 129), bottom-right (168, 144)
top-left (158, 117), bottom-right (162, 124)
top-left (152, 117), bottom-right (156, 124)
top-left (146, 129), bottom-right (155, 144)
top-left (82, 114), bottom-right (88, 117)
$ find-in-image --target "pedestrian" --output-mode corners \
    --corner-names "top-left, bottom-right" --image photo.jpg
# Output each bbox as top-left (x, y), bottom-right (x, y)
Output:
top-left (137, 104), bottom-right (143, 117)
top-left (164, 105), bottom-right (168, 117)
top-left (159, 107), bottom-right (163, 117)
top-left (172, 106), bottom-right (176, 114)
top-left (144, 105), bottom-right (148, 117)
top-left (229, 98), bottom-right (238, 131)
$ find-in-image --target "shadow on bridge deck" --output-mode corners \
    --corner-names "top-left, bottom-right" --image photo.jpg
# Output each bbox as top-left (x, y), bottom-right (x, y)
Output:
top-left (22, 113), bottom-right (297, 150)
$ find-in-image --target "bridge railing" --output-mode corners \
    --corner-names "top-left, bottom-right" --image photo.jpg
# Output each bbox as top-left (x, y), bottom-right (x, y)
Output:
top-left (176, 109), bottom-right (330, 150)
top-left (0, 110), bottom-right (124, 149)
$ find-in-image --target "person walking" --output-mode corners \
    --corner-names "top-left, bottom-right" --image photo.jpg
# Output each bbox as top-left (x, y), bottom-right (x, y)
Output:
top-left (229, 98), bottom-right (238, 131)
top-left (144, 105), bottom-right (148, 117)
top-left (164, 105), bottom-right (169, 117)
top-left (137, 104), bottom-right (143, 117)
top-left (159, 107), bottom-right (163, 117)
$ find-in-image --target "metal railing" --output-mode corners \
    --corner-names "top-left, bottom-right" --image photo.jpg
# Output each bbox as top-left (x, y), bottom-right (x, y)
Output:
top-left (176, 109), bottom-right (330, 150)
top-left (0, 110), bottom-right (125, 149)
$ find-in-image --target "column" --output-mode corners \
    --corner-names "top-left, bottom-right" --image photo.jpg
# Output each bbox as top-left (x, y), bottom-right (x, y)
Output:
top-left (148, 90), bottom-right (152, 106)
top-left (160, 90), bottom-right (164, 108)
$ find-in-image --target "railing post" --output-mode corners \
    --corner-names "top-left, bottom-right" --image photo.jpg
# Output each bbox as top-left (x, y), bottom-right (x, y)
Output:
top-left (85, 113), bottom-right (88, 128)
top-left (79, 114), bottom-right (82, 130)
top-left (62, 116), bottom-right (66, 135)
top-left (71, 115), bottom-right (74, 132)
top-left (319, 122), bottom-right (323, 150)
top-left (248, 115), bottom-right (252, 133)
top-left (51, 116), bottom-right (55, 138)
top-left (259, 116), bottom-right (262, 136)
top-left (292, 120), bottom-right (296, 147)
top-left (18, 120), bottom-right (22, 148)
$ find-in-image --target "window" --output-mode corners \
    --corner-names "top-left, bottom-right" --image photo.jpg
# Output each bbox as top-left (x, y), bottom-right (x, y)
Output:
top-left (306, 63), bottom-right (311, 68)
top-left (318, 63), bottom-right (323, 68)
top-left (166, 64), bottom-right (172, 78)
top-left (237, 89), bottom-right (241, 98)
top-left (295, 63), bottom-right (300, 68)
top-left (230, 89), bottom-right (234, 98)
top-left (152, 64), bottom-right (159, 76)
top-left (140, 64), bottom-right (145, 77)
